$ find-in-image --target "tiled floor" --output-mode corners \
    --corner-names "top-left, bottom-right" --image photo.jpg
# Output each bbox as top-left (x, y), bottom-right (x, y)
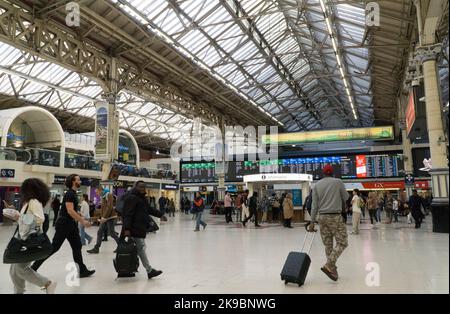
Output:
top-left (0, 213), bottom-right (448, 294)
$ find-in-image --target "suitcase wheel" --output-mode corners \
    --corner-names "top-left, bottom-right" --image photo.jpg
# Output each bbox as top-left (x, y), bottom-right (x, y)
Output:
top-left (285, 280), bottom-right (288, 285)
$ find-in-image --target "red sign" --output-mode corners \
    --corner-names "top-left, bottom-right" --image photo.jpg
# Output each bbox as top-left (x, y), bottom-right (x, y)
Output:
top-left (405, 89), bottom-right (416, 136)
top-left (414, 181), bottom-right (429, 189)
top-left (361, 181), bottom-right (405, 189)
top-left (356, 155), bottom-right (367, 178)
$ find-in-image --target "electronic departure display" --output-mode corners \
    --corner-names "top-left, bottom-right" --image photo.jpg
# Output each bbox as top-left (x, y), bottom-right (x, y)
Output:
top-left (180, 154), bottom-right (404, 183)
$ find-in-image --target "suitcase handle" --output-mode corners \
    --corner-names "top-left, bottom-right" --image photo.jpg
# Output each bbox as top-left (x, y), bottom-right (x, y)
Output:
top-left (300, 230), bottom-right (316, 254)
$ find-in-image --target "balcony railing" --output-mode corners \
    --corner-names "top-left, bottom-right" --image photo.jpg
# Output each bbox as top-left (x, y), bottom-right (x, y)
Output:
top-left (65, 153), bottom-right (102, 171)
top-left (1, 147), bottom-right (177, 180)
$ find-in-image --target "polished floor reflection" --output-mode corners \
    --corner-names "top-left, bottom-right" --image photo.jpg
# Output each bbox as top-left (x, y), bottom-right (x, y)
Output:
top-left (0, 212), bottom-right (448, 294)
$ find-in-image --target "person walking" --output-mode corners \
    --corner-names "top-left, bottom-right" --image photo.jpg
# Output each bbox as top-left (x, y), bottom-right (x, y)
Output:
top-left (158, 195), bottom-right (167, 215)
top-left (350, 189), bottom-right (362, 234)
top-left (385, 192), bottom-right (394, 224)
top-left (43, 198), bottom-right (51, 234)
top-left (122, 181), bottom-right (167, 279)
top-left (224, 192), bottom-right (233, 223)
top-left (192, 192), bottom-right (207, 231)
top-left (31, 174), bottom-right (95, 278)
top-left (308, 165), bottom-right (348, 282)
top-left (168, 199), bottom-right (176, 217)
top-left (242, 192), bottom-right (261, 228)
top-left (9, 178), bottom-right (57, 294)
top-left (393, 196), bottom-right (399, 223)
top-left (367, 192), bottom-right (379, 225)
top-left (282, 193), bottom-right (294, 228)
top-left (79, 194), bottom-right (93, 246)
top-left (260, 195), bottom-right (269, 224)
top-left (87, 187), bottom-right (120, 254)
top-left (268, 193), bottom-right (278, 223)
top-left (51, 196), bottom-right (61, 227)
top-left (409, 190), bottom-right (425, 229)
top-left (376, 194), bottom-right (384, 223)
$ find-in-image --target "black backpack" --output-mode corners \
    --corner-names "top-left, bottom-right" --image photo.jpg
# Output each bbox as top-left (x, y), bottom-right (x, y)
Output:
top-left (116, 191), bottom-right (131, 216)
top-left (113, 238), bottom-right (139, 277)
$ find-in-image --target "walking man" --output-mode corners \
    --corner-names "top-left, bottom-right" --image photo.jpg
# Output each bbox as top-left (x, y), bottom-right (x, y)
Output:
top-left (87, 186), bottom-right (120, 254)
top-left (308, 165), bottom-right (348, 282)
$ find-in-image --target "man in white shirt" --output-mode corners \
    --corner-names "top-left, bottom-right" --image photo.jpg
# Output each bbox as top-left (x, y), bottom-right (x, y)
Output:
top-left (351, 189), bottom-right (362, 234)
top-left (393, 197), bottom-right (399, 223)
top-left (79, 194), bottom-right (93, 246)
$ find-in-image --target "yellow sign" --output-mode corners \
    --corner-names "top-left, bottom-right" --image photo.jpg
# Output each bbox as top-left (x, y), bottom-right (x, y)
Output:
top-left (263, 126), bottom-right (394, 145)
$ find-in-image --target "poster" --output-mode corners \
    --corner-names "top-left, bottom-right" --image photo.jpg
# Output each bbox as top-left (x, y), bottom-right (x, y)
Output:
top-left (95, 104), bottom-right (108, 158)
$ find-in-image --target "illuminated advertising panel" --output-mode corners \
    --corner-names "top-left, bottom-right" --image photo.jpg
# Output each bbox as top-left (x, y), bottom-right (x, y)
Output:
top-left (262, 126), bottom-right (394, 145)
top-left (405, 89), bottom-right (416, 136)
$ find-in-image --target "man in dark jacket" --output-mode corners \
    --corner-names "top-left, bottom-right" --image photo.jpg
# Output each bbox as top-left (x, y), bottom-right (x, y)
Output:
top-left (158, 195), bottom-right (167, 215)
top-left (123, 181), bottom-right (167, 279)
top-left (409, 190), bottom-right (425, 229)
top-left (242, 192), bottom-right (261, 228)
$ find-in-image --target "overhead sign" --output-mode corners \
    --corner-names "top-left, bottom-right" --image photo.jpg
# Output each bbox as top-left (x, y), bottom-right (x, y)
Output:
top-left (162, 184), bottom-right (179, 190)
top-left (344, 181), bottom-right (405, 190)
top-left (243, 173), bottom-right (312, 183)
top-left (404, 174), bottom-right (415, 186)
top-left (414, 181), bottom-right (430, 189)
top-left (145, 182), bottom-right (161, 189)
top-left (0, 169), bottom-right (15, 178)
top-left (181, 186), bottom-right (199, 192)
top-left (262, 126), bottom-right (394, 145)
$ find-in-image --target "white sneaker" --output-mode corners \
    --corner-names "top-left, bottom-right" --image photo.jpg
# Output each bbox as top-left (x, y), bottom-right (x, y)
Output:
top-left (45, 281), bottom-right (57, 294)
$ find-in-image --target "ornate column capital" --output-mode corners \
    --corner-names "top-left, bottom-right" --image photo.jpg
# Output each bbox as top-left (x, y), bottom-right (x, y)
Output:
top-left (415, 43), bottom-right (443, 64)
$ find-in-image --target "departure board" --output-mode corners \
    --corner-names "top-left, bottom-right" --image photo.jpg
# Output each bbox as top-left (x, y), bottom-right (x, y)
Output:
top-left (180, 153), bottom-right (404, 183)
top-left (181, 162), bottom-right (216, 183)
top-left (356, 154), bottom-right (403, 178)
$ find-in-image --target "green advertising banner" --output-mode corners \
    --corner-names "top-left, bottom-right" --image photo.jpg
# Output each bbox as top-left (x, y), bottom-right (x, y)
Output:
top-left (262, 126), bottom-right (394, 145)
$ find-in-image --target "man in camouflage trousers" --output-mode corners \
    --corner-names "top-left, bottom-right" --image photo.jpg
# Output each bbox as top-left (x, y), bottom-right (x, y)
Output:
top-left (308, 165), bottom-right (349, 281)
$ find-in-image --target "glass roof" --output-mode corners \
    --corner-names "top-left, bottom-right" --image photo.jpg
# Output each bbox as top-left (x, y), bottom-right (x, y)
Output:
top-left (111, 0), bottom-right (373, 129)
top-left (0, 42), bottom-right (195, 145)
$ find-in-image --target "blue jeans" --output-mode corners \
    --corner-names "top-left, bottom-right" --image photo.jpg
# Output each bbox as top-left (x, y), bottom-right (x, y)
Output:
top-left (195, 212), bottom-right (207, 230)
top-left (79, 224), bottom-right (92, 246)
top-left (376, 208), bottom-right (382, 222)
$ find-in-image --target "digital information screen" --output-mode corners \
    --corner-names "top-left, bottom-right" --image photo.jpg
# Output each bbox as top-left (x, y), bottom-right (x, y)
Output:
top-left (180, 154), bottom-right (404, 183)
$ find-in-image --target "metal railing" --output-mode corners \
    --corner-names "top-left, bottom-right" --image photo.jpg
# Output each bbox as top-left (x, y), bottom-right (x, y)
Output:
top-left (65, 153), bottom-right (102, 171)
top-left (0, 147), bottom-right (32, 163)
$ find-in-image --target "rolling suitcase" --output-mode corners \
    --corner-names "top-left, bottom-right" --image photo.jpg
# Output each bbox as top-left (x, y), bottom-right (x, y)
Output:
top-left (280, 231), bottom-right (315, 287)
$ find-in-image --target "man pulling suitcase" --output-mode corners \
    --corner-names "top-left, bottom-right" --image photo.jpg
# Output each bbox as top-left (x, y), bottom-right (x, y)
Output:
top-left (308, 165), bottom-right (349, 281)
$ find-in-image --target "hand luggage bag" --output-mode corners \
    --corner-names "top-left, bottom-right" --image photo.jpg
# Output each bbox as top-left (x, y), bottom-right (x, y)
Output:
top-left (280, 231), bottom-right (315, 286)
top-left (113, 237), bottom-right (139, 277)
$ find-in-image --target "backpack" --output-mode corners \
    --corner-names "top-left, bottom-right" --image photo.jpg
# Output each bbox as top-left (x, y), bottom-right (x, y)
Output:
top-left (358, 197), bottom-right (364, 208)
top-left (113, 238), bottom-right (139, 277)
top-left (116, 191), bottom-right (131, 216)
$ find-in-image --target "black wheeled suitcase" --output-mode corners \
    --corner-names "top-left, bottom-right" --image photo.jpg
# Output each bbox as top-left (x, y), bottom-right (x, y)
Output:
top-left (113, 237), bottom-right (139, 278)
top-left (280, 231), bottom-right (315, 287)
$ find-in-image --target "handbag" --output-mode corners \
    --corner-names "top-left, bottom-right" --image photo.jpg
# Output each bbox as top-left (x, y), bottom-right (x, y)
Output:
top-left (3, 204), bottom-right (53, 264)
top-left (147, 216), bottom-right (160, 233)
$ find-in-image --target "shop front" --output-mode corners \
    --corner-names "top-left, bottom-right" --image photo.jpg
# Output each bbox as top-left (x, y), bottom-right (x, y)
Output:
top-left (161, 183), bottom-right (180, 211)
